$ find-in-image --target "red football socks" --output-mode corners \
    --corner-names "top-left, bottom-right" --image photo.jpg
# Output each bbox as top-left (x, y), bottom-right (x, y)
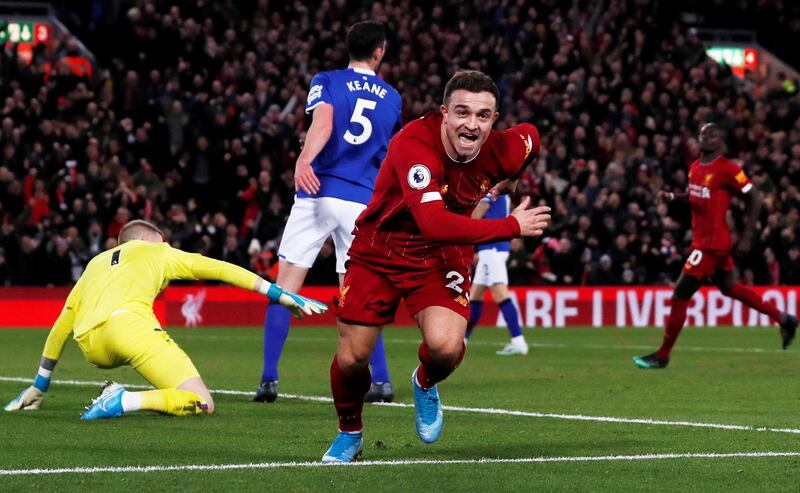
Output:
top-left (330, 356), bottom-right (370, 432)
top-left (415, 341), bottom-right (466, 390)
top-left (657, 299), bottom-right (689, 360)
top-left (728, 283), bottom-right (781, 323)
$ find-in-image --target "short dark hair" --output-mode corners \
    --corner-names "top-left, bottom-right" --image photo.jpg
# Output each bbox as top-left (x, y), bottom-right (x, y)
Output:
top-left (347, 21), bottom-right (386, 61)
top-left (118, 219), bottom-right (164, 243)
top-left (443, 70), bottom-right (500, 108)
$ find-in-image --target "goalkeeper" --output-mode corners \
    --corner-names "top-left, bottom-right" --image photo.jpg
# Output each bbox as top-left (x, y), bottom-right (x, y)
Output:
top-left (4, 220), bottom-right (327, 419)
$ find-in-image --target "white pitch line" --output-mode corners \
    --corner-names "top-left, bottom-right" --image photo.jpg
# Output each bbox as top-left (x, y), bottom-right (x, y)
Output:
top-left (1, 451), bottom-right (799, 476)
top-left (2, 376), bottom-right (800, 435)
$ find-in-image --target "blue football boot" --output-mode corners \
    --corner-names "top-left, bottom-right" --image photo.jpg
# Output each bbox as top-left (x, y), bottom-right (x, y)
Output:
top-left (412, 369), bottom-right (443, 444)
top-left (322, 430), bottom-right (363, 463)
top-left (81, 381), bottom-right (125, 420)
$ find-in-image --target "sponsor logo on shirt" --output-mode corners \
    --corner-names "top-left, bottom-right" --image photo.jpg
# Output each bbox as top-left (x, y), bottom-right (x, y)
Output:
top-left (734, 170), bottom-right (748, 184)
top-left (688, 183), bottom-right (711, 200)
top-left (408, 164), bottom-right (432, 190)
top-left (307, 84), bottom-right (323, 104)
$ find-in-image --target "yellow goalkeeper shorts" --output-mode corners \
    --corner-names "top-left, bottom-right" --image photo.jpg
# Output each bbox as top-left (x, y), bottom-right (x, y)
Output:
top-left (75, 310), bottom-right (200, 389)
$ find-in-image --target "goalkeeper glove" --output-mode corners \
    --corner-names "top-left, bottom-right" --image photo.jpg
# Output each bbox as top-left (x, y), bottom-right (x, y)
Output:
top-left (5, 367), bottom-right (51, 411)
top-left (265, 283), bottom-right (328, 318)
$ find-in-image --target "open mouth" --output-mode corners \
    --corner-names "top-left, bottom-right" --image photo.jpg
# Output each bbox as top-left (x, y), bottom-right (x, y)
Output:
top-left (458, 132), bottom-right (478, 146)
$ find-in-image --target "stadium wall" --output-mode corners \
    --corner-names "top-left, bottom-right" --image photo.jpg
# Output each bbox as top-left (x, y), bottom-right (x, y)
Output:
top-left (0, 286), bottom-right (797, 329)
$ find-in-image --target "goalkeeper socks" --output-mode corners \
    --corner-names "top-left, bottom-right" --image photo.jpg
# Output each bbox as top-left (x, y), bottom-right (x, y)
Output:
top-left (415, 341), bottom-right (466, 390)
top-left (369, 333), bottom-right (391, 384)
top-left (128, 389), bottom-right (207, 416)
top-left (330, 356), bottom-right (370, 432)
top-left (499, 299), bottom-right (523, 338)
top-left (121, 391), bottom-right (141, 412)
top-left (261, 304), bottom-right (292, 382)
top-left (465, 301), bottom-right (483, 339)
top-left (728, 283), bottom-right (781, 322)
top-left (657, 298), bottom-right (689, 359)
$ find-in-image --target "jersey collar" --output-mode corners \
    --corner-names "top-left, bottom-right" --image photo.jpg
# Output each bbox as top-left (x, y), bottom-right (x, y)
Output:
top-left (351, 67), bottom-right (376, 75)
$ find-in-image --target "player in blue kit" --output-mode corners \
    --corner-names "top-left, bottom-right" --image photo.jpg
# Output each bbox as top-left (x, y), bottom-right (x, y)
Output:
top-left (464, 194), bottom-right (528, 355)
top-left (255, 21), bottom-right (401, 403)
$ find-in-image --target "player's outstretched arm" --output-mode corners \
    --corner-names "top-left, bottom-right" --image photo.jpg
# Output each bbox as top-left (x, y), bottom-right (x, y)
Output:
top-left (255, 279), bottom-right (328, 319)
top-left (4, 356), bottom-right (55, 411)
top-left (169, 249), bottom-right (327, 319)
top-left (410, 196), bottom-right (550, 244)
top-left (5, 285), bottom-right (79, 411)
top-left (657, 190), bottom-right (687, 203)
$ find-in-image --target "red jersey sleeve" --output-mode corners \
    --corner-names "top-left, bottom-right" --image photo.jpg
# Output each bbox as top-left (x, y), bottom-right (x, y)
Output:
top-left (725, 162), bottom-right (753, 194)
top-left (496, 123), bottom-right (540, 179)
top-left (392, 140), bottom-right (521, 243)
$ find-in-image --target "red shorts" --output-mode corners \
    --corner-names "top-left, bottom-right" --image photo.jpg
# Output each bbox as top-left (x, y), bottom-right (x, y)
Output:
top-left (682, 248), bottom-right (735, 278)
top-left (336, 262), bottom-right (471, 326)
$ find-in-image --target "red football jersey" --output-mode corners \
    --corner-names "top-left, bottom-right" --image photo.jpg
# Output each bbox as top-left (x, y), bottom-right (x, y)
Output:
top-left (348, 111), bottom-right (540, 272)
top-left (686, 156), bottom-right (753, 252)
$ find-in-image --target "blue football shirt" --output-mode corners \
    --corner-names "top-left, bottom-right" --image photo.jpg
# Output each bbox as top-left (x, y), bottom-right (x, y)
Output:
top-left (299, 67), bottom-right (402, 205)
top-left (477, 194), bottom-right (511, 252)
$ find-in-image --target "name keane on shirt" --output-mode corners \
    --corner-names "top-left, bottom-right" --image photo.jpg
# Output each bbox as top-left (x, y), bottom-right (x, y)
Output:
top-left (345, 80), bottom-right (388, 98)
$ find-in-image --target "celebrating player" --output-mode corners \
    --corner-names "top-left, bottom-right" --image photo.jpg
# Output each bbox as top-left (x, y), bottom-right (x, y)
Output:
top-left (322, 71), bottom-right (551, 463)
top-left (4, 220), bottom-right (327, 418)
top-left (255, 20), bottom-right (401, 403)
top-left (634, 123), bottom-right (798, 369)
top-left (464, 193), bottom-right (528, 355)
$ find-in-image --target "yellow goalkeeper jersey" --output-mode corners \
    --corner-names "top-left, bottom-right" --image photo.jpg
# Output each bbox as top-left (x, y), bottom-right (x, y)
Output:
top-left (42, 240), bottom-right (259, 360)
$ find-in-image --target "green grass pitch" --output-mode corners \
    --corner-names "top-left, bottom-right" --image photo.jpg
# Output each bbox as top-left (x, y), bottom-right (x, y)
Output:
top-left (1, 325), bottom-right (799, 491)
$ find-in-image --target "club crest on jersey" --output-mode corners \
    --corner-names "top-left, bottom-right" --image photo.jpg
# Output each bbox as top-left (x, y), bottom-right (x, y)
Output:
top-left (408, 164), bottom-right (431, 190)
top-left (520, 133), bottom-right (533, 159)
top-left (704, 174), bottom-right (714, 186)
top-left (338, 285), bottom-right (350, 308)
top-left (479, 179), bottom-right (490, 196)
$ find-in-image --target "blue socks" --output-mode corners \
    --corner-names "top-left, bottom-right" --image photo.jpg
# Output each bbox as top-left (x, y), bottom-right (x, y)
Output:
top-left (369, 333), bottom-right (391, 384)
top-left (467, 299), bottom-right (522, 339)
top-left (262, 303), bottom-right (393, 385)
top-left (499, 299), bottom-right (522, 338)
top-left (465, 301), bottom-right (484, 339)
top-left (261, 304), bottom-right (292, 382)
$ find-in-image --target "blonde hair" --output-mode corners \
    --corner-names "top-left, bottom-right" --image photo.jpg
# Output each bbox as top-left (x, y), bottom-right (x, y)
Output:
top-left (118, 220), bottom-right (164, 243)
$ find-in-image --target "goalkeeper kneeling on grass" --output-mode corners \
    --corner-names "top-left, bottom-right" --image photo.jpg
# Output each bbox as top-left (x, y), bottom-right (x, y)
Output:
top-left (5, 220), bottom-right (327, 419)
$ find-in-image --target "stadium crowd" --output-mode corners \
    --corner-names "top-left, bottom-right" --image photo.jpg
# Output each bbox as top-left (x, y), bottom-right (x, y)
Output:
top-left (1, 0), bottom-right (800, 287)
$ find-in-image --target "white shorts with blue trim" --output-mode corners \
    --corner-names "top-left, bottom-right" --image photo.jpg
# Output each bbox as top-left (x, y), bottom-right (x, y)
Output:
top-left (278, 196), bottom-right (366, 274)
top-left (474, 249), bottom-right (510, 287)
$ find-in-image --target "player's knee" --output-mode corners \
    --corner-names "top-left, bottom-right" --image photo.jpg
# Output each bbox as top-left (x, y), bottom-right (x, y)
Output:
top-left (336, 350), bottom-right (370, 373)
top-left (426, 339), bottom-right (464, 366)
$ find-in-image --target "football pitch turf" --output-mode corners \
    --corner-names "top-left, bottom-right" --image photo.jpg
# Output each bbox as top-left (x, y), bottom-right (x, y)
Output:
top-left (1, 325), bottom-right (799, 491)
